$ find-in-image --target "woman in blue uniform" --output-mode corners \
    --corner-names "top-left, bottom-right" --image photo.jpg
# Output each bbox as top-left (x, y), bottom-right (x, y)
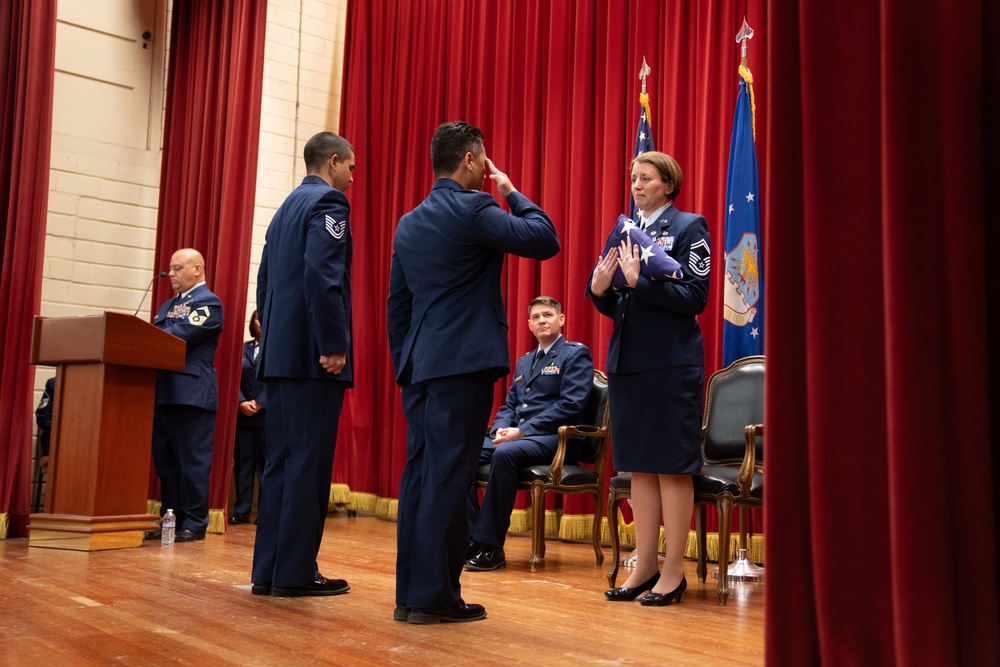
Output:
top-left (588, 151), bottom-right (711, 606)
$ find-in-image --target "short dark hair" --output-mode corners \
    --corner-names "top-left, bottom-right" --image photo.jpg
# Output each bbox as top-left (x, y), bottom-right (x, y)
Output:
top-left (528, 296), bottom-right (562, 315)
top-left (304, 132), bottom-right (354, 173)
top-left (248, 309), bottom-right (258, 337)
top-left (430, 121), bottom-right (484, 176)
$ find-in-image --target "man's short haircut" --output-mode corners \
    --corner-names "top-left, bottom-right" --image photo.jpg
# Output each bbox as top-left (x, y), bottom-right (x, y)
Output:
top-left (304, 131), bottom-right (354, 173)
top-left (528, 295), bottom-right (562, 315)
top-left (430, 121), bottom-right (485, 176)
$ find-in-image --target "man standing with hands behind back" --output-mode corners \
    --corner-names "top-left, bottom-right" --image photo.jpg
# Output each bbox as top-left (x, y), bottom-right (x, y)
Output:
top-left (251, 131), bottom-right (356, 598)
top-left (388, 121), bottom-right (560, 624)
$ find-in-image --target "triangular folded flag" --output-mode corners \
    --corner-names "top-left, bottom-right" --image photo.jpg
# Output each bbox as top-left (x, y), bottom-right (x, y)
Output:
top-left (602, 214), bottom-right (683, 289)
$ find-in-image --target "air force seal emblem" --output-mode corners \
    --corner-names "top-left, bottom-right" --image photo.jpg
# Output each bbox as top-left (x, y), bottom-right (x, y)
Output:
top-left (723, 232), bottom-right (760, 326)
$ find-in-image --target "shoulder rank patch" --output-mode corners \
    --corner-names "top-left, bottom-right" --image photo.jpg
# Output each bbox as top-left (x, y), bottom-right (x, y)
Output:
top-left (325, 214), bottom-right (347, 239)
top-left (688, 239), bottom-right (711, 277)
top-left (188, 306), bottom-right (211, 326)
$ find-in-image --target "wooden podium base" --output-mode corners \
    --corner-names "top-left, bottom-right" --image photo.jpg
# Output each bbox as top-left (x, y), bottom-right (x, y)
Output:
top-left (28, 513), bottom-right (161, 551)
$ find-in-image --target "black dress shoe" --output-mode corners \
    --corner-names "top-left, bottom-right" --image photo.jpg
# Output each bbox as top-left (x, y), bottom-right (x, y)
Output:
top-left (605, 571), bottom-right (660, 601)
top-left (251, 583), bottom-right (272, 596)
top-left (144, 529), bottom-right (161, 540)
top-left (467, 540), bottom-right (483, 559)
top-left (464, 545), bottom-right (506, 571)
top-left (175, 529), bottom-right (206, 542)
top-left (640, 575), bottom-right (687, 606)
top-left (270, 574), bottom-right (350, 597)
top-left (228, 513), bottom-right (250, 525)
top-left (407, 600), bottom-right (486, 624)
top-left (393, 604), bottom-right (408, 621)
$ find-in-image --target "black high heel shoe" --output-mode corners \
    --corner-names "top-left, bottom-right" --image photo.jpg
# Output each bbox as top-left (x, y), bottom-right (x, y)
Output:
top-left (640, 575), bottom-right (687, 606)
top-left (605, 571), bottom-right (660, 601)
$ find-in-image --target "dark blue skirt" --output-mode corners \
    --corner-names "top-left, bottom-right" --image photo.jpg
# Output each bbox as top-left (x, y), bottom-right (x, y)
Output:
top-left (608, 365), bottom-right (704, 474)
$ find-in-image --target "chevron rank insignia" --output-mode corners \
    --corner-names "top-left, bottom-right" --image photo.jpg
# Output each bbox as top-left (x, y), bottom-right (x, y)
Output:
top-left (325, 215), bottom-right (347, 239)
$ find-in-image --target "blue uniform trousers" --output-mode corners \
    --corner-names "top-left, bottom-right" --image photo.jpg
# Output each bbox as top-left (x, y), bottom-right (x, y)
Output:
top-left (151, 404), bottom-right (215, 533)
top-left (468, 437), bottom-right (552, 547)
top-left (252, 378), bottom-right (345, 587)
top-left (396, 372), bottom-right (495, 609)
top-left (233, 419), bottom-right (266, 516)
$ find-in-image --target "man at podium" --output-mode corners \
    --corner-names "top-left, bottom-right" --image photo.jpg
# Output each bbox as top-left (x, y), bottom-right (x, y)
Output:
top-left (145, 248), bottom-right (224, 543)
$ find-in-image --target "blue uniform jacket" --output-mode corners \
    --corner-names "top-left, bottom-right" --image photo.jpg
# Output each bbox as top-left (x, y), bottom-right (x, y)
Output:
top-left (256, 175), bottom-right (353, 385)
top-left (153, 283), bottom-right (224, 410)
top-left (588, 205), bottom-right (711, 373)
top-left (238, 340), bottom-right (266, 426)
top-left (387, 178), bottom-right (560, 385)
top-left (490, 336), bottom-right (593, 452)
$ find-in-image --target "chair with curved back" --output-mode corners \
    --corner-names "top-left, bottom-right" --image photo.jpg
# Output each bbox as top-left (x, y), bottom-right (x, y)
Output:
top-left (693, 355), bottom-right (765, 604)
top-left (476, 369), bottom-right (611, 572)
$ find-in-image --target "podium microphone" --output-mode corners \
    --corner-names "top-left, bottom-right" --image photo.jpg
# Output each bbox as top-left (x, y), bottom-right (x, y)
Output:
top-left (134, 272), bottom-right (168, 316)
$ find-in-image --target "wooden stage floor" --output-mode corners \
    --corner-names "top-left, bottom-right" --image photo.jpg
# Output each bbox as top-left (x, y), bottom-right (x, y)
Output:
top-left (1, 510), bottom-right (764, 666)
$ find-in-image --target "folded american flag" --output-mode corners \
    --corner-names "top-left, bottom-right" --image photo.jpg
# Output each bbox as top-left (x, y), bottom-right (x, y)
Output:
top-left (602, 214), bottom-right (683, 289)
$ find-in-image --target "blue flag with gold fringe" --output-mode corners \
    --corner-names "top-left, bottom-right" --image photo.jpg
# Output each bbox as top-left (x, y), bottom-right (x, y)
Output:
top-left (629, 91), bottom-right (655, 221)
top-left (722, 66), bottom-right (763, 364)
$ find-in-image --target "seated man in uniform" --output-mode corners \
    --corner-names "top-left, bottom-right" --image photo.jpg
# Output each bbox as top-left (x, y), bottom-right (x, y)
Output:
top-left (465, 296), bottom-right (593, 571)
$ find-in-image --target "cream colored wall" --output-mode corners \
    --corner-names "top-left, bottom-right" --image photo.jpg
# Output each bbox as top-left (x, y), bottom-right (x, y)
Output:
top-left (34, 0), bottom-right (349, 405)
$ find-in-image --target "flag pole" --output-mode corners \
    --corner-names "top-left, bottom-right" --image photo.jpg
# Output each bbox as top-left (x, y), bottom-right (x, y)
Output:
top-left (717, 15), bottom-right (765, 586)
top-left (736, 16), bottom-right (754, 68)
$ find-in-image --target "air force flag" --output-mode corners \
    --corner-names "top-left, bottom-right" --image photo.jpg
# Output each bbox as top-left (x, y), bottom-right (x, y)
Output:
top-left (722, 66), bottom-right (763, 364)
top-left (602, 214), bottom-right (683, 290)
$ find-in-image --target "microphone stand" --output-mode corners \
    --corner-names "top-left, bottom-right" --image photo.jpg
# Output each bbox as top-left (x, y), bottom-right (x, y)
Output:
top-left (134, 272), bottom-right (168, 316)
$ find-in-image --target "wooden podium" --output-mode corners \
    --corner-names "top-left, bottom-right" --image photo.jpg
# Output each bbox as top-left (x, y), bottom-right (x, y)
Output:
top-left (28, 312), bottom-right (185, 551)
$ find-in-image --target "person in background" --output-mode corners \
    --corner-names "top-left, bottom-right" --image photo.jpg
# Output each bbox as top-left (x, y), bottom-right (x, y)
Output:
top-left (34, 376), bottom-right (56, 462)
top-left (587, 151), bottom-right (711, 607)
top-left (465, 296), bottom-right (593, 572)
top-left (388, 120), bottom-right (560, 624)
top-left (146, 248), bottom-right (224, 543)
top-left (230, 309), bottom-right (266, 525)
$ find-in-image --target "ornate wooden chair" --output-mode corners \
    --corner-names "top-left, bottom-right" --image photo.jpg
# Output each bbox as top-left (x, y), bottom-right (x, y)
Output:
top-left (476, 369), bottom-right (611, 571)
top-left (604, 471), bottom-right (633, 586)
top-left (693, 355), bottom-right (765, 604)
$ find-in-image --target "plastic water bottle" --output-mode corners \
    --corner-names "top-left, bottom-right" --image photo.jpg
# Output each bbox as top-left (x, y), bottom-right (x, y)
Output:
top-left (161, 509), bottom-right (176, 547)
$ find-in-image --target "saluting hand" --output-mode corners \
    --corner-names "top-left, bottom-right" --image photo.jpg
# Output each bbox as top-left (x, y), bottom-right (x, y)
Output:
top-left (486, 157), bottom-right (517, 198)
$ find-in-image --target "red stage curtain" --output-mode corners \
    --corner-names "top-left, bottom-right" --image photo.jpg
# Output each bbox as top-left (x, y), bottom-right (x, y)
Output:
top-left (0, 0), bottom-right (56, 538)
top-left (147, 0), bottom-right (267, 531)
top-left (764, 0), bottom-right (998, 663)
top-left (339, 0), bottom-right (766, 527)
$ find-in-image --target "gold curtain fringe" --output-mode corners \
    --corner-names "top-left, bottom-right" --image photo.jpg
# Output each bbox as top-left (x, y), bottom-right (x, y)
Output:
top-left (683, 530), bottom-right (765, 565)
top-left (0, 513), bottom-right (8, 539)
top-left (206, 508), bottom-right (225, 534)
top-left (374, 497), bottom-right (397, 521)
top-left (557, 514), bottom-right (596, 541)
top-left (329, 483), bottom-right (352, 507)
top-left (507, 508), bottom-right (533, 533)
top-left (346, 491), bottom-right (378, 514)
top-left (544, 509), bottom-right (562, 536)
top-left (147, 490), bottom-right (765, 565)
